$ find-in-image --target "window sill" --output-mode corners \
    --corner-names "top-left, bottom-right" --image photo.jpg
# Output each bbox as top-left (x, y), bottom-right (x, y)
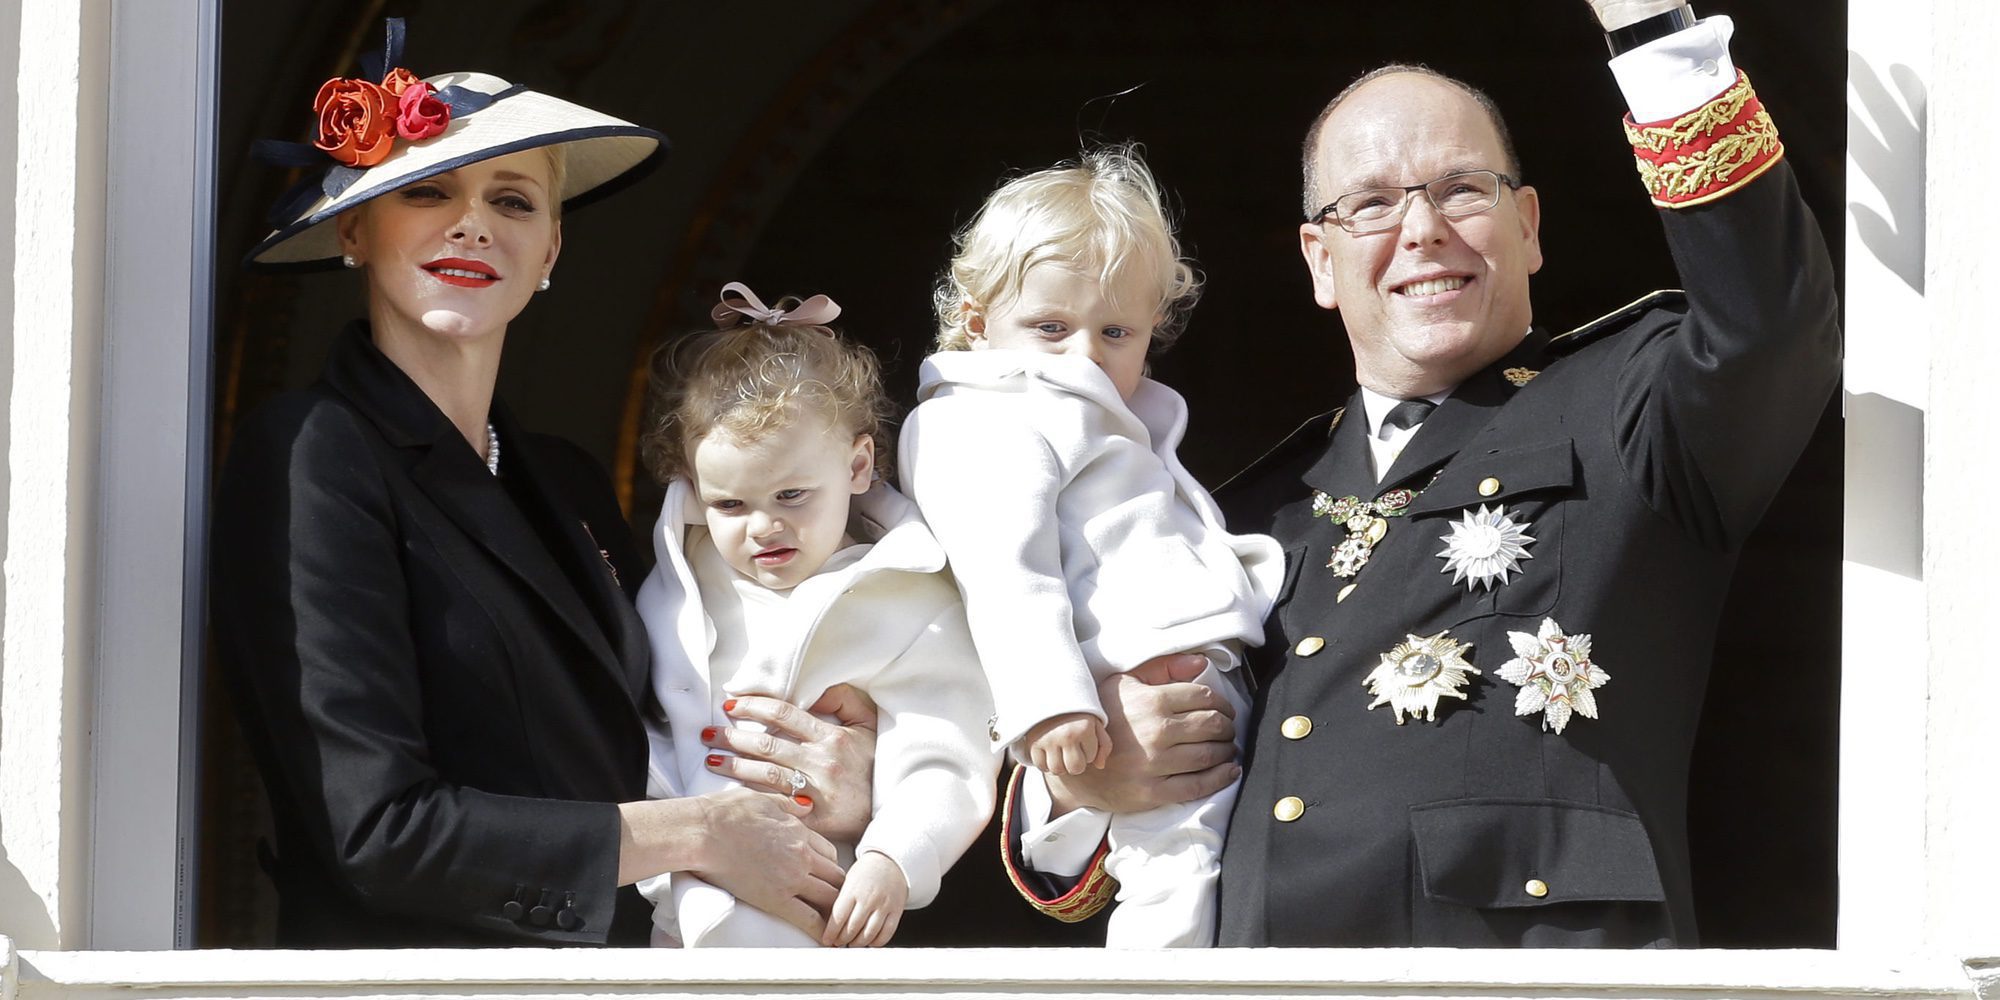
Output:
top-left (3, 939), bottom-right (1985, 999)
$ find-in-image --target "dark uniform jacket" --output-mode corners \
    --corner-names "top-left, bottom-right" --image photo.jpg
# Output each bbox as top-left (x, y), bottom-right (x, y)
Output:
top-left (1214, 160), bottom-right (1839, 946)
top-left (210, 326), bottom-right (654, 947)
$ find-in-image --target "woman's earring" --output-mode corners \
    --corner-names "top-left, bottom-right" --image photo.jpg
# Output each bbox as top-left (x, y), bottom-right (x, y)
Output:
top-left (342, 254), bottom-right (358, 269)
top-left (538, 276), bottom-right (552, 292)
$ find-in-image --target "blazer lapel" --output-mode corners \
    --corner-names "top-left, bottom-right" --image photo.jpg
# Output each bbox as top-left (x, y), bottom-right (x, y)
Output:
top-left (1301, 392), bottom-right (1375, 500)
top-left (495, 406), bottom-right (650, 704)
top-left (1378, 331), bottom-right (1554, 490)
top-left (320, 325), bottom-right (629, 701)
top-left (410, 442), bottom-right (627, 695)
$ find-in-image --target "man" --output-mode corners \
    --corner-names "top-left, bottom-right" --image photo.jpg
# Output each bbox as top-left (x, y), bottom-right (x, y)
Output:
top-left (1001, 0), bottom-right (1840, 946)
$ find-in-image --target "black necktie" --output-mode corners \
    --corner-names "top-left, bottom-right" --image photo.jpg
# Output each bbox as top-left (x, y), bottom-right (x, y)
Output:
top-left (1379, 399), bottom-right (1436, 439)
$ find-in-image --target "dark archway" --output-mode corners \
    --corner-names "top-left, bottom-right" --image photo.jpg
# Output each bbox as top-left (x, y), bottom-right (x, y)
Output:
top-left (205, 0), bottom-right (1842, 947)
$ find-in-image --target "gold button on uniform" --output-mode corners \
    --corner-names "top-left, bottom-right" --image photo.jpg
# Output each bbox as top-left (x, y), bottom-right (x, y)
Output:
top-left (1524, 878), bottom-right (1549, 898)
top-left (1273, 796), bottom-right (1305, 822)
top-left (1478, 477), bottom-right (1502, 497)
top-left (1294, 636), bottom-right (1325, 656)
top-left (1281, 715), bottom-right (1313, 740)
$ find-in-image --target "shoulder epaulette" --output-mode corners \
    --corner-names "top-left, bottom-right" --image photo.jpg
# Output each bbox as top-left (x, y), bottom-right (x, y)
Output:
top-left (1549, 289), bottom-right (1687, 353)
top-left (1215, 407), bottom-right (1343, 495)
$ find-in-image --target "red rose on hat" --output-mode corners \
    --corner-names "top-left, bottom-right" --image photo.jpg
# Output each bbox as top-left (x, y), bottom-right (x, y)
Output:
top-left (312, 78), bottom-right (394, 167)
top-left (393, 80), bottom-right (450, 141)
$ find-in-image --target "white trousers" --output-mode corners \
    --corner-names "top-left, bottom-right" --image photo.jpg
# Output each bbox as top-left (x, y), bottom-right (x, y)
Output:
top-left (1099, 659), bottom-right (1248, 948)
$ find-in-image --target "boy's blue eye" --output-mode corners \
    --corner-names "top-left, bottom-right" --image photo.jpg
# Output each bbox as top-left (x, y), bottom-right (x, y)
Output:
top-left (710, 499), bottom-right (741, 511)
top-left (776, 488), bottom-right (808, 502)
top-left (1103, 326), bottom-right (1129, 340)
top-left (1035, 322), bottom-right (1066, 335)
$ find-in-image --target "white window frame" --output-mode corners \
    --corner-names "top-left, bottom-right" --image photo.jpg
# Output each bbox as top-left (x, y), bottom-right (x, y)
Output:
top-left (62, 0), bottom-right (1994, 995)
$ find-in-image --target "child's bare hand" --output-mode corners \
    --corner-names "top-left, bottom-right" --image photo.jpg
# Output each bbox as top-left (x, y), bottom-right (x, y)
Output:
top-left (1024, 713), bottom-right (1111, 775)
top-left (821, 851), bottom-right (907, 947)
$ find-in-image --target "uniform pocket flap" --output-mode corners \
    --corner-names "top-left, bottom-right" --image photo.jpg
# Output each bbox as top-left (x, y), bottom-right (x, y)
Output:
top-left (1405, 438), bottom-right (1575, 517)
top-left (1410, 798), bottom-right (1666, 909)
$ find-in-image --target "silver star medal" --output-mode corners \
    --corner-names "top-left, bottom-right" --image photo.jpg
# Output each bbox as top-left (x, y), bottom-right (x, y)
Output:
top-left (1363, 631), bottom-right (1480, 725)
top-left (1496, 618), bottom-right (1609, 734)
top-left (1436, 504), bottom-right (1535, 590)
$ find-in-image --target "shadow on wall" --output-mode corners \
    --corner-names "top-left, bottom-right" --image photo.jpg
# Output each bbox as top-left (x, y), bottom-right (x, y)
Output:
top-left (0, 844), bottom-right (58, 948)
top-left (1847, 53), bottom-right (1925, 294)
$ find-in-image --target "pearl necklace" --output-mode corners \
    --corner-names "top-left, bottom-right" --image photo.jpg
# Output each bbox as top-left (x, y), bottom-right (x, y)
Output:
top-left (485, 422), bottom-right (500, 475)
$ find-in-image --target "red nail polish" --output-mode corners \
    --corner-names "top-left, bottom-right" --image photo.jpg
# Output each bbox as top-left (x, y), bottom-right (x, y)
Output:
top-left (700, 726), bottom-right (718, 742)
top-left (794, 794), bottom-right (813, 807)
top-left (706, 754), bottom-right (723, 767)
top-left (722, 698), bottom-right (738, 712)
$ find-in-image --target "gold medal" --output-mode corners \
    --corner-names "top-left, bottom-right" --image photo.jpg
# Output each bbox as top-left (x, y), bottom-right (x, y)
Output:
top-left (1363, 631), bottom-right (1480, 725)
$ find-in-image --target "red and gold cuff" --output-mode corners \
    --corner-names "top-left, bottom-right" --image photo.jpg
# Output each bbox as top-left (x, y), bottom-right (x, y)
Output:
top-left (999, 765), bottom-right (1117, 922)
top-left (1623, 70), bottom-right (1784, 208)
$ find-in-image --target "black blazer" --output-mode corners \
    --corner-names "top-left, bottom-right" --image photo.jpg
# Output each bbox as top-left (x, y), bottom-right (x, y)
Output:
top-left (210, 326), bottom-right (654, 947)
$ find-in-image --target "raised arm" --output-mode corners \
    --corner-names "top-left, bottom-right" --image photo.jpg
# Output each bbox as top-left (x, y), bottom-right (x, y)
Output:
top-left (1589, 3), bottom-right (1842, 547)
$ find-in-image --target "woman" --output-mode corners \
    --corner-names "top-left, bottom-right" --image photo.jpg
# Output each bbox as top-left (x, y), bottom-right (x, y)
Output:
top-left (213, 24), bottom-right (873, 947)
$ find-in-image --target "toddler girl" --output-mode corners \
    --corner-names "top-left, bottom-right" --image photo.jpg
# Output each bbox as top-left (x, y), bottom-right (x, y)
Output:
top-left (635, 283), bottom-right (996, 947)
top-left (900, 149), bottom-right (1283, 947)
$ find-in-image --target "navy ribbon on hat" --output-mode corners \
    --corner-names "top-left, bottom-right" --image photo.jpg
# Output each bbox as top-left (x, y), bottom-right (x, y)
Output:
top-left (251, 17), bottom-right (524, 229)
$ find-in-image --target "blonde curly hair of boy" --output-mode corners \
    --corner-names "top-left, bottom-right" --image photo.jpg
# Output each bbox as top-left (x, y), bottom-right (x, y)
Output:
top-left (932, 145), bottom-right (1202, 354)
top-left (641, 310), bottom-right (896, 486)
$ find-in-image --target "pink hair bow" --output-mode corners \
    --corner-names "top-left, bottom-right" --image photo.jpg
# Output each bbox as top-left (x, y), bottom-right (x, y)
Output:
top-left (710, 281), bottom-right (842, 329)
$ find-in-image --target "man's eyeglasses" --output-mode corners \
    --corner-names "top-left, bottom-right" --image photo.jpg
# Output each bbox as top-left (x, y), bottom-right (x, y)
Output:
top-left (1309, 169), bottom-right (1523, 234)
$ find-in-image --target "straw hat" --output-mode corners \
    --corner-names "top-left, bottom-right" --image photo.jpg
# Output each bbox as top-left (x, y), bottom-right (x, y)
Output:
top-left (247, 25), bottom-right (663, 268)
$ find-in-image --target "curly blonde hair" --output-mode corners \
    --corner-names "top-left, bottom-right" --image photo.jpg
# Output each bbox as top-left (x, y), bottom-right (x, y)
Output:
top-left (641, 310), bottom-right (896, 485)
top-left (933, 145), bottom-right (1202, 353)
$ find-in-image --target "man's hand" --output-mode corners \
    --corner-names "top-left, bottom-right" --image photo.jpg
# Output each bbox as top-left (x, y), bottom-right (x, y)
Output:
top-left (1042, 653), bottom-right (1239, 816)
top-left (1023, 712), bottom-right (1111, 775)
top-left (702, 684), bottom-right (879, 842)
top-left (1588, 0), bottom-right (1687, 32)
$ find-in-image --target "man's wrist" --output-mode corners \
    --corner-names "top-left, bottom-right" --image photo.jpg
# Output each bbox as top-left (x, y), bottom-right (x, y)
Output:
top-left (1606, 4), bottom-right (1696, 52)
top-left (1594, 1), bottom-right (1691, 34)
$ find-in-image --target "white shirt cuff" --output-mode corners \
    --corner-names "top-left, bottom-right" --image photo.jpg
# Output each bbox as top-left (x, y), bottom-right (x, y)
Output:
top-left (1608, 14), bottom-right (1738, 123)
top-left (1016, 768), bottom-right (1112, 877)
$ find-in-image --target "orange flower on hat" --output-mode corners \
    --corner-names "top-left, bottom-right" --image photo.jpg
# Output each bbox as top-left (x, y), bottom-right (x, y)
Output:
top-left (379, 67), bottom-right (422, 98)
top-left (312, 77), bottom-right (394, 167)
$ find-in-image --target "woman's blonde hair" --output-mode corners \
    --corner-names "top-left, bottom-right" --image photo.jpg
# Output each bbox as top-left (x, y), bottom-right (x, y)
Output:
top-left (933, 145), bottom-right (1201, 353)
top-left (641, 310), bottom-right (895, 485)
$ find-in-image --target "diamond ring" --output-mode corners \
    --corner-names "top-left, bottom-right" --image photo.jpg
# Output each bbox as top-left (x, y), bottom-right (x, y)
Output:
top-left (788, 770), bottom-right (808, 796)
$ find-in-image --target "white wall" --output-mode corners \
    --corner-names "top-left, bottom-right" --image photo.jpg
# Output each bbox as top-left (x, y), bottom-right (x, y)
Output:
top-left (0, 0), bottom-right (108, 952)
top-left (1924, 0), bottom-right (2000, 960)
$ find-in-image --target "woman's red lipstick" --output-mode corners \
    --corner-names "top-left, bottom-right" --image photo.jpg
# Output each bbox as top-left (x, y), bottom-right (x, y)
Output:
top-left (423, 257), bottom-right (500, 288)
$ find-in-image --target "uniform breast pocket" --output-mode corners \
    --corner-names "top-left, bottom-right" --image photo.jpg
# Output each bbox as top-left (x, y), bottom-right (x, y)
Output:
top-left (1406, 438), bottom-right (1574, 628)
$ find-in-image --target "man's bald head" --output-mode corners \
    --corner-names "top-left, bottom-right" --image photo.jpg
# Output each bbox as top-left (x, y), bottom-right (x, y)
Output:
top-left (1300, 64), bottom-right (1522, 217)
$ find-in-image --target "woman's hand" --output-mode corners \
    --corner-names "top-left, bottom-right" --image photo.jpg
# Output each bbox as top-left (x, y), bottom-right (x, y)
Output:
top-left (690, 787), bottom-right (847, 938)
top-left (822, 851), bottom-right (907, 948)
top-left (1043, 653), bottom-right (1239, 816)
top-left (701, 683), bottom-right (879, 842)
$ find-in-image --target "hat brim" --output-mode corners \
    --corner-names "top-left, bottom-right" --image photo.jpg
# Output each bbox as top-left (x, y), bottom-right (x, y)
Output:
top-left (247, 75), bottom-right (666, 269)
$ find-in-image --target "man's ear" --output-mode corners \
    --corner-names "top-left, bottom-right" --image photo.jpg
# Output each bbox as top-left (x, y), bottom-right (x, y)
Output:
top-left (1299, 223), bottom-right (1341, 311)
top-left (849, 434), bottom-right (876, 493)
top-left (1516, 184), bottom-right (1544, 276)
